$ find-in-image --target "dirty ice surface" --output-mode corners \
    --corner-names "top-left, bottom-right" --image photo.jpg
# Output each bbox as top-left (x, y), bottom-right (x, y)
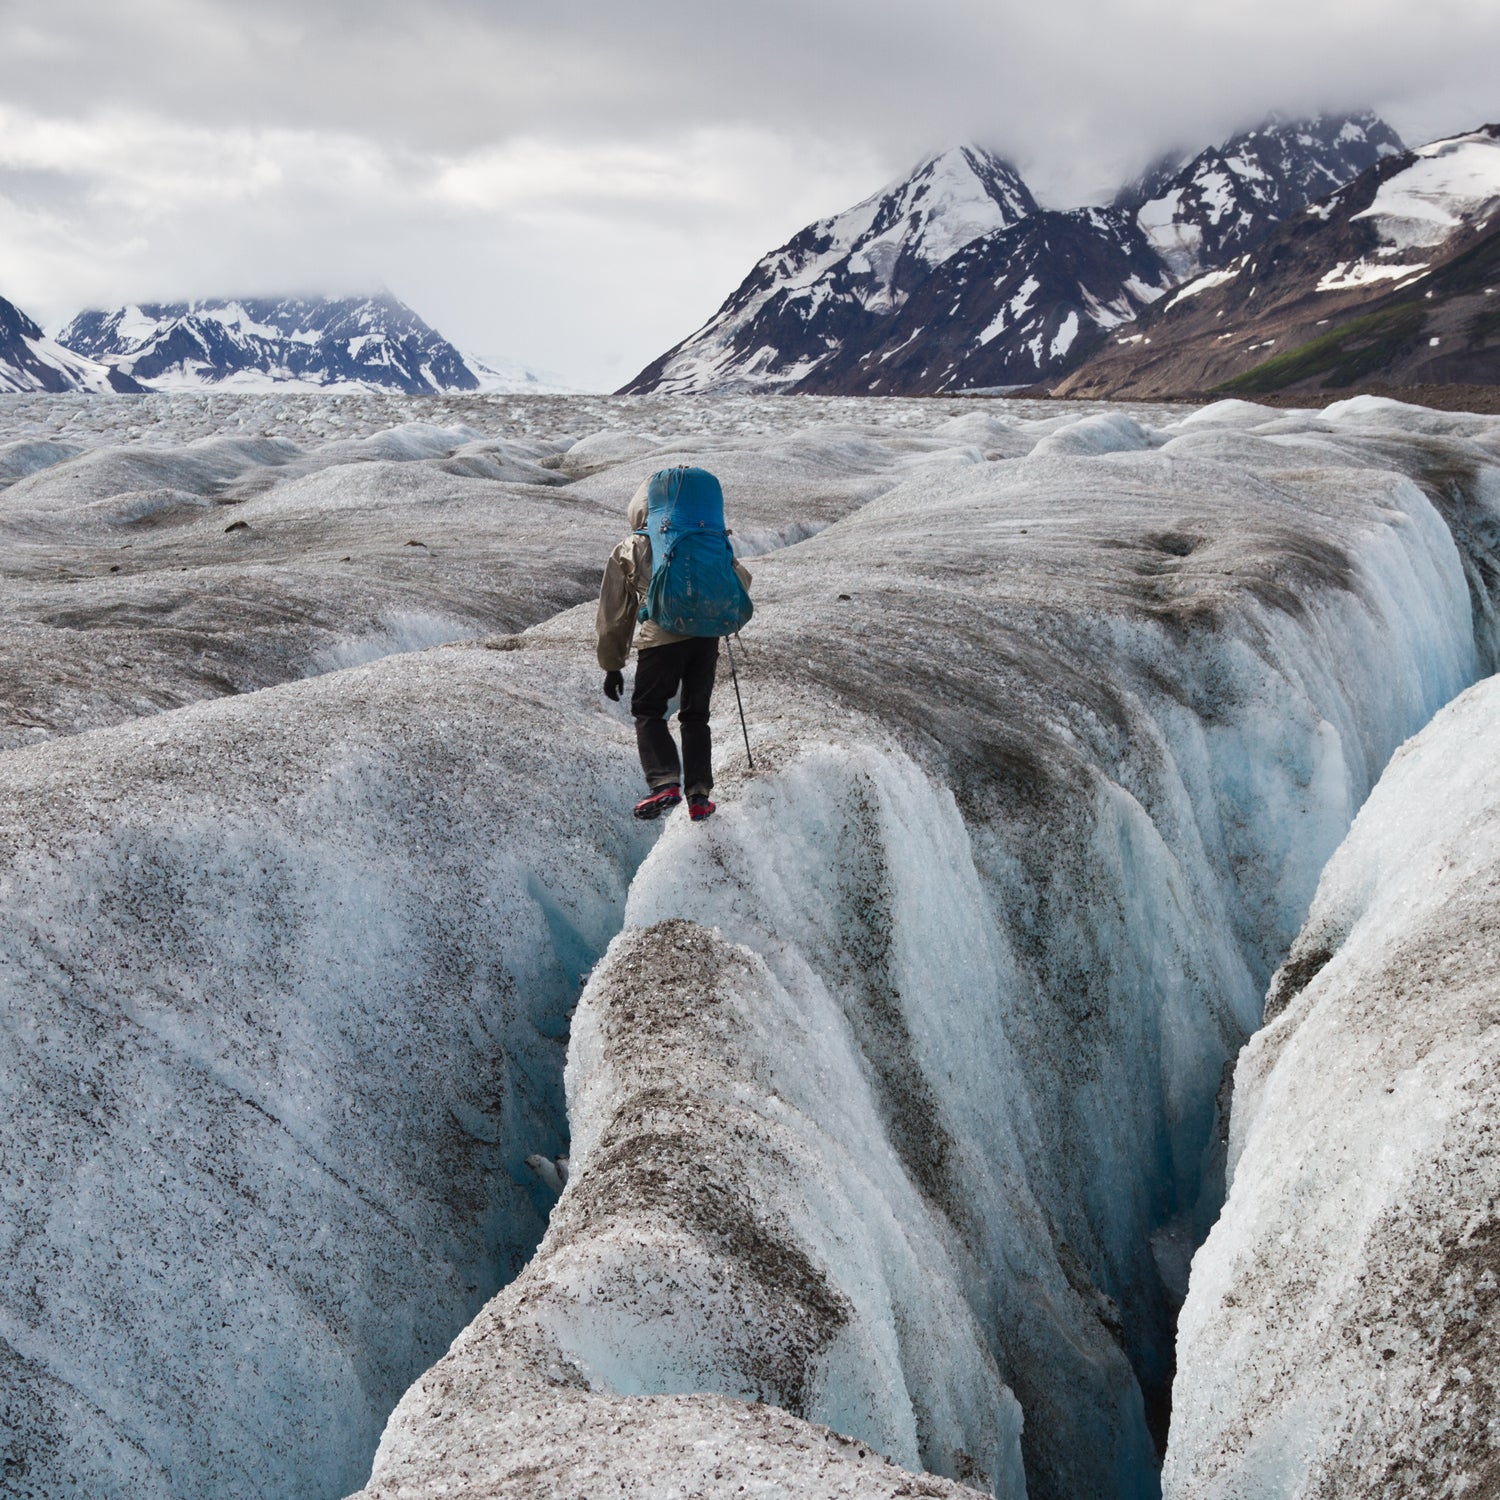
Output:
top-left (0, 392), bottom-right (1161, 748)
top-left (1166, 670), bottom-right (1500, 1498)
top-left (1, 391), bottom-right (1498, 1500)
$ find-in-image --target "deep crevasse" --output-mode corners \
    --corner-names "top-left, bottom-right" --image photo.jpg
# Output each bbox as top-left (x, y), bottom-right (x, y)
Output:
top-left (5, 397), bottom-right (1499, 1500)
top-left (354, 401), bottom-right (1500, 1500)
top-left (1164, 668), bottom-right (1500, 1497)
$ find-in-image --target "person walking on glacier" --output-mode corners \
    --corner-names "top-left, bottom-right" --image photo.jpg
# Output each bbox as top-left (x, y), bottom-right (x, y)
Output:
top-left (595, 465), bottom-right (753, 823)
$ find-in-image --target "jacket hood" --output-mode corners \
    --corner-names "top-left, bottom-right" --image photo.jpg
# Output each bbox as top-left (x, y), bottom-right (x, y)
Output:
top-left (627, 480), bottom-right (650, 531)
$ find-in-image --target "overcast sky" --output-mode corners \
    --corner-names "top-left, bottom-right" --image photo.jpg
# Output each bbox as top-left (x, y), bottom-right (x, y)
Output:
top-left (0, 0), bottom-right (1495, 389)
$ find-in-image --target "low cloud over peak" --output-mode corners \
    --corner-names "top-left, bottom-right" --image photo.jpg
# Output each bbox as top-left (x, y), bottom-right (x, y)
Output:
top-left (0, 0), bottom-right (1494, 387)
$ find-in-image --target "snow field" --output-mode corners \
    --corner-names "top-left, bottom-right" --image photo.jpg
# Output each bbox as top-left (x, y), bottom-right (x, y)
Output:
top-left (1351, 128), bottom-right (1500, 251)
top-left (1165, 672), bottom-right (1500, 1498)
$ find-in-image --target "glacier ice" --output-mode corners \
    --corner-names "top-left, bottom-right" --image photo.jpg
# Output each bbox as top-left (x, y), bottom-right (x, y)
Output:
top-left (0, 404), bottom-right (1014, 749)
top-left (1163, 669), bottom-right (1500, 1497)
top-left (0, 391), bottom-right (1497, 1500)
top-left (357, 401), bottom-right (1497, 1499)
top-left (0, 642), bottom-right (658, 1500)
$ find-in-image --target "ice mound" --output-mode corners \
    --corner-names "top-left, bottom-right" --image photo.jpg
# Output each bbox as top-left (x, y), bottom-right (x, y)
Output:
top-left (1319, 393), bottom-right (1500, 437)
top-left (927, 409), bottom-right (1038, 458)
top-left (1167, 398), bottom-right (1302, 432)
top-left (308, 421), bottom-right (489, 464)
top-left (1165, 672), bottom-right (1500, 1497)
top-left (0, 437), bottom-right (83, 484)
top-left (357, 916), bottom-right (1022, 1499)
top-left (559, 429), bottom-right (667, 476)
top-left (1027, 409), bottom-right (1162, 457)
top-left (2, 444), bottom-right (238, 511)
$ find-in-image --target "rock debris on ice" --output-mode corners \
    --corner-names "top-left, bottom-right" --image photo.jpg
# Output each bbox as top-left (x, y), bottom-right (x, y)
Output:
top-left (0, 391), bottom-right (1497, 1500)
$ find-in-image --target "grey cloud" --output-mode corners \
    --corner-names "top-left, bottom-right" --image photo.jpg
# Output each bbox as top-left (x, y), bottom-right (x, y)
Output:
top-left (5, 0), bottom-right (1498, 186)
top-left (0, 0), bottom-right (1496, 386)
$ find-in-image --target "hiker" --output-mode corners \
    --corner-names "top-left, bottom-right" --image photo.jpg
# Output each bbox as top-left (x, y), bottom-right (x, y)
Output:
top-left (596, 465), bottom-right (753, 823)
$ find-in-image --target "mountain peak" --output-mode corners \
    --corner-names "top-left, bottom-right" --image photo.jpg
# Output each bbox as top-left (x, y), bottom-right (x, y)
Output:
top-left (620, 144), bottom-right (1037, 394)
top-left (878, 145), bottom-right (1038, 269)
top-left (1121, 109), bottom-right (1405, 276)
top-left (58, 293), bottom-right (488, 394)
top-left (0, 290), bottom-right (141, 394)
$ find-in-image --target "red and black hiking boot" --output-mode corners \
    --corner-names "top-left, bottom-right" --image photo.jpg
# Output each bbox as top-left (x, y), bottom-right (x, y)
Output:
top-left (688, 794), bottom-right (716, 822)
top-left (633, 785), bottom-right (681, 820)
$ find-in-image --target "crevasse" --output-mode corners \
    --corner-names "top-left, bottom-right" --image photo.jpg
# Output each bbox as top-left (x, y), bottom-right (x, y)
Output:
top-left (6, 397), bottom-right (1500, 1500)
top-left (354, 402), bottom-right (1500, 1500)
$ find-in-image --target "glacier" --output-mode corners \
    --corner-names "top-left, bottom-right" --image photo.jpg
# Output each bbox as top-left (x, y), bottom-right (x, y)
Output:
top-left (0, 391), bottom-right (1497, 1500)
top-left (1164, 669), bottom-right (1500, 1497)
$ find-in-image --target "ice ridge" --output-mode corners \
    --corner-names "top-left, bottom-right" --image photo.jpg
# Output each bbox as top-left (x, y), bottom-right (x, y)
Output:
top-left (2, 394), bottom-right (1499, 1500)
top-left (355, 400), bottom-right (1500, 1499)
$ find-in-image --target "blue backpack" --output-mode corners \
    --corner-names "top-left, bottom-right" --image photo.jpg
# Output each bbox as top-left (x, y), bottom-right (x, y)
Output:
top-left (636, 466), bottom-right (753, 638)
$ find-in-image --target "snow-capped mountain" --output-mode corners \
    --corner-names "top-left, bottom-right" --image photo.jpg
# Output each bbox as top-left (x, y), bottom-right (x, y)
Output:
top-left (1056, 123), bottom-right (1500, 399)
top-left (819, 208), bottom-right (1173, 394)
top-left (57, 294), bottom-right (547, 395)
top-left (621, 146), bottom-right (1038, 394)
top-left (625, 112), bottom-right (1403, 397)
top-left (1117, 111), bottom-right (1404, 277)
top-left (464, 352), bottom-right (577, 394)
top-left (0, 292), bottom-right (142, 393)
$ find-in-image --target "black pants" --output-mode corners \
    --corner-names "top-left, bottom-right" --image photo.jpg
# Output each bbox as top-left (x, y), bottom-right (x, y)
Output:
top-left (631, 638), bottom-right (719, 797)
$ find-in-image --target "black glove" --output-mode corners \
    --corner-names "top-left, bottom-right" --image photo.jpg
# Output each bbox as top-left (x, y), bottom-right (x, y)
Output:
top-left (602, 670), bottom-right (624, 701)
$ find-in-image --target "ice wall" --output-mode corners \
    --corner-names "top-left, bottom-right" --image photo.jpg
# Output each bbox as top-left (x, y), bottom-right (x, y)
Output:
top-left (356, 402), bottom-right (1500, 1500)
top-left (1165, 672), bottom-right (1500, 1497)
top-left (5, 395), bottom-right (1499, 1500)
top-left (0, 645), bottom-right (649, 1500)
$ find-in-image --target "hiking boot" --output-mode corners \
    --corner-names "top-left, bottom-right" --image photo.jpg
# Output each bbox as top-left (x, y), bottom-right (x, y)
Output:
top-left (688, 794), bottom-right (716, 822)
top-left (633, 785), bottom-right (681, 820)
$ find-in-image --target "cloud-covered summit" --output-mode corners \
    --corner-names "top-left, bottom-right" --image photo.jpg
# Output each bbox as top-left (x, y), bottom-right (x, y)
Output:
top-left (0, 1), bottom-right (1496, 387)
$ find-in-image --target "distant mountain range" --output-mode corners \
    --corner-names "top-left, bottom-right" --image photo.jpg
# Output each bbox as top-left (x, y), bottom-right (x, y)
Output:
top-left (622, 112), bottom-right (1412, 396)
top-left (0, 295), bottom-right (143, 394)
top-left (54, 294), bottom-right (568, 395)
top-left (8, 111), bottom-right (1495, 404)
top-left (0, 291), bottom-right (567, 396)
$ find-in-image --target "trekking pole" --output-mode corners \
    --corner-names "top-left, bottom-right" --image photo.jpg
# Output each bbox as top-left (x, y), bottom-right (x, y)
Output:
top-left (725, 633), bottom-right (754, 772)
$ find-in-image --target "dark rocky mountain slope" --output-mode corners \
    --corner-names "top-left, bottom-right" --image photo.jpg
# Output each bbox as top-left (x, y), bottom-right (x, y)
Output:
top-left (622, 146), bottom-right (1038, 395)
top-left (1054, 125), bottom-right (1500, 400)
top-left (623, 113), bottom-right (1404, 396)
top-left (0, 293), bottom-right (142, 393)
top-left (1117, 111), bottom-right (1404, 277)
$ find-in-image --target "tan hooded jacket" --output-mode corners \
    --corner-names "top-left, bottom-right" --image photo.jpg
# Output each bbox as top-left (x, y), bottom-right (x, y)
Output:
top-left (595, 478), bottom-right (752, 672)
